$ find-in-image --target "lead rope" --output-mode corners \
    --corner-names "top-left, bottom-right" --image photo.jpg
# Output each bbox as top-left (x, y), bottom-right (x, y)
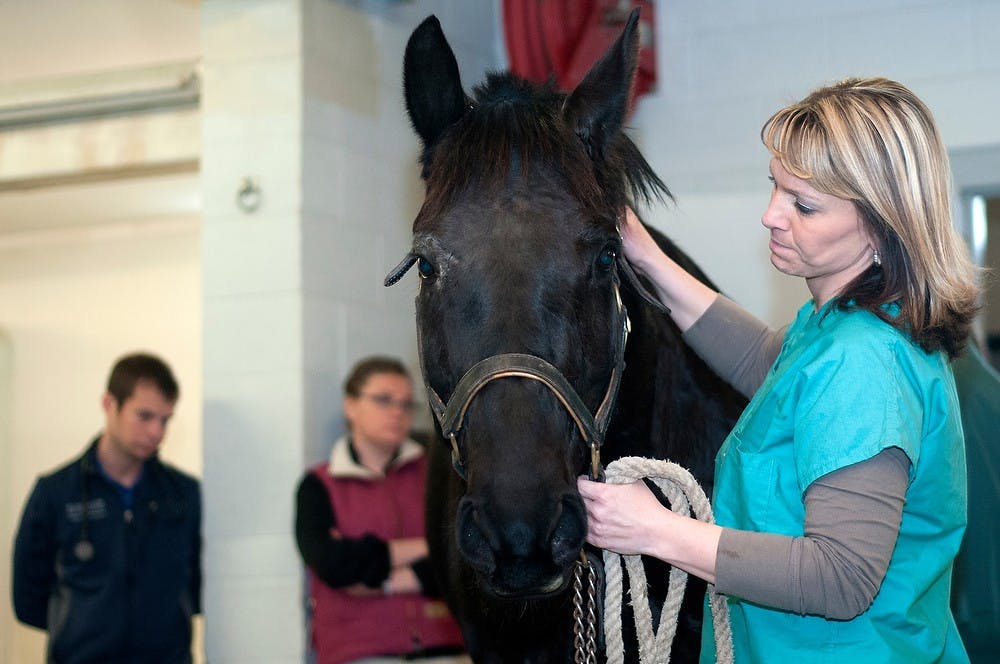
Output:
top-left (599, 457), bottom-right (735, 664)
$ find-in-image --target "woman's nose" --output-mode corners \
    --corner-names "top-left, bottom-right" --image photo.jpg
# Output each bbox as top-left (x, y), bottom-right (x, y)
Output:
top-left (761, 192), bottom-right (784, 231)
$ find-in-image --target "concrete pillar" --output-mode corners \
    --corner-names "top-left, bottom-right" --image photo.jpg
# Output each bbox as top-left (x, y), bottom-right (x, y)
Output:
top-left (200, 1), bottom-right (499, 661)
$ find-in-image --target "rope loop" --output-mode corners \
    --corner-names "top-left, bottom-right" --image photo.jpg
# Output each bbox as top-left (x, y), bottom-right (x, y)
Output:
top-left (601, 457), bottom-right (735, 664)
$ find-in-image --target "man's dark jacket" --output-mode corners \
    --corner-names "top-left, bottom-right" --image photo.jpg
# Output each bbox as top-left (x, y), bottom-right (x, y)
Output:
top-left (12, 439), bottom-right (202, 664)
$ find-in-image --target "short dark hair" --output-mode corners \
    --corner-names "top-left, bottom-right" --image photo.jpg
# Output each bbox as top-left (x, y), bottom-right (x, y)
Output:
top-left (106, 352), bottom-right (179, 405)
top-left (343, 356), bottom-right (410, 397)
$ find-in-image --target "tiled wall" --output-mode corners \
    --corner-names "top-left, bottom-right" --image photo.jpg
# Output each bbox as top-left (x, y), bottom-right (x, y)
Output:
top-left (199, 1), bottom-right (500, 661)
top-left (630, 0), bottom-right (1000, 325)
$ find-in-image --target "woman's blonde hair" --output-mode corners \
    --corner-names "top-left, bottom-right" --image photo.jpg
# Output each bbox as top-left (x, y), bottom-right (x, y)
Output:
top-left (762, 77), bottom-right (979, 358)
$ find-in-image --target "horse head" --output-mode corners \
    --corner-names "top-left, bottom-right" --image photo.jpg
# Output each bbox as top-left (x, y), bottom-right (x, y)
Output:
top-left (389, 10), bottom-right (668, 600)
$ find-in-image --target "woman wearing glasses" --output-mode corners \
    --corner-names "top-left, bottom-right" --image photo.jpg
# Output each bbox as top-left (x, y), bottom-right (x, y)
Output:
top-left (295, 356), bottom-right (465, 664)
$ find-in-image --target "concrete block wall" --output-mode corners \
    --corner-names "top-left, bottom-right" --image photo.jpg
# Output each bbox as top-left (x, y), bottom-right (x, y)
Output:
top-left (200, 3), bottom-right (303, 661)
top-left (630, 0), bottom-right (1000, 325)
top-left (199, 1), bottom-right (499, 662)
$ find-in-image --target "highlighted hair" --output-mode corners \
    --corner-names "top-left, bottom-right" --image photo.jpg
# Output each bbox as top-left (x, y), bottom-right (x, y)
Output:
top-left (762, 77), bottom-right (979, 358)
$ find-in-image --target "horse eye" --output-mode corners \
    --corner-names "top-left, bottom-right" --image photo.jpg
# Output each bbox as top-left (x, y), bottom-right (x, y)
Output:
top-left (417, 257), bottom-right (437, 279)
top-left (596, 246), bottom-right (617, 271)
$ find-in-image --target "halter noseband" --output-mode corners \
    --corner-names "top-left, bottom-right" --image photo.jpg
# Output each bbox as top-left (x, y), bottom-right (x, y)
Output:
top-left (419, 270), bottom-right (630, 482)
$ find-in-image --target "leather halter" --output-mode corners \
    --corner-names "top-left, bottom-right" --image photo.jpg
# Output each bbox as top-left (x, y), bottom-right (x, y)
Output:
top-left (426, 273), bottom-right (628, 482)
top-left (384, 252), bottom-right (668, 482)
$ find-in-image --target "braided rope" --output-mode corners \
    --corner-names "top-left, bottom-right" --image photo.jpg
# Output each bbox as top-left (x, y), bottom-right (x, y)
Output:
top-left (601, 457), bottom-right (735, 664)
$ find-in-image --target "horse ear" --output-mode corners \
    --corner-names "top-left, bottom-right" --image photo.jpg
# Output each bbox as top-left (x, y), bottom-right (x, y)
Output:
top-left (403, 15), bottom-right (468, 149)
top-left (561, 8), bottom-right (641, 161)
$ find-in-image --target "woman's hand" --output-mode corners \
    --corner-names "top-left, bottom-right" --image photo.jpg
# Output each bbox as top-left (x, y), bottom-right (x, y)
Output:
top-left (619, 206), bottom-right (665, 277)
top-left (382, 565), bottom-right (421, 595)
top-left (577, 475), bottom-right (722, 583)
top-left (388, 537), bottom-right (428, 567)
top-left (577, 477), bottom-right (668, 556)
top-left (618, 205), bottom-right (719, 332)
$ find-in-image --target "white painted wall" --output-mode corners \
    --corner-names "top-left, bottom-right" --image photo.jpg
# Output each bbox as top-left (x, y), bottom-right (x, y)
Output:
top-left (630, 0), bottom-right (1000, 326)
top-left (0, 2), bottom-right (203, 662)
top-left (0, 332), bottom-right (13, 662)
top-left (0, 214), bottom-right (202, 664)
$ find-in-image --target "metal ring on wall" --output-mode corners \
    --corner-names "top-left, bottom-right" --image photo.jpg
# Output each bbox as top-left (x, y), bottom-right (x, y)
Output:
top-left (236, 177), bottom-right (262, 213)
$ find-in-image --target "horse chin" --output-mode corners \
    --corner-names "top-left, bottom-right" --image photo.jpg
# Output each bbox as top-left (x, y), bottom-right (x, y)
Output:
top-left (482, 568), bottom-right (571, 600)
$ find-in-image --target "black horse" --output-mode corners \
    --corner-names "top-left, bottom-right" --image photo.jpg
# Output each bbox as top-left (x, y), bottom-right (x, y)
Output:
top-left (387, 10), bottom-right (746, 663)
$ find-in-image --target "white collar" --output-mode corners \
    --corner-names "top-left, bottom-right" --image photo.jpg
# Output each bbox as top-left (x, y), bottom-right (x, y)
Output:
top-left (327, 435), bottom-right (424, 479)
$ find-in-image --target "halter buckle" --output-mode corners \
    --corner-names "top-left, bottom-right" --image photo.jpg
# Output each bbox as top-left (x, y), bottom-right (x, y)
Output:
top-left (449, 432), bottom-right (466, 479)
top-left (590, 442), bottom-right (602, 481)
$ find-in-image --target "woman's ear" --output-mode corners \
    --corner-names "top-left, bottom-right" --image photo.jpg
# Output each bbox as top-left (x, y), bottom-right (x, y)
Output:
top-left (867, 233), bottom-right (881, 258)
top-left (854, 201), bottom-right (879, 246)
top-left (343, 396), bottom-right (358, 426)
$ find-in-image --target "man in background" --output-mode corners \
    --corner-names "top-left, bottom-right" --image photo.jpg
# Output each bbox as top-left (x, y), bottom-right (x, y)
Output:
top-left (12, 352), bottom-right (201, 664)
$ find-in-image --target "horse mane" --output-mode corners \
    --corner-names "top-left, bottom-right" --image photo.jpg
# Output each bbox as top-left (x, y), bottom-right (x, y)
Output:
top-left (415, 71), bottom-right (671, 230)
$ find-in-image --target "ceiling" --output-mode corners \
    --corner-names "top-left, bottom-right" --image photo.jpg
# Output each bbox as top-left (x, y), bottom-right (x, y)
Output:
top-left (0, 1), bottom-right (200, 86)
top-left (0, 1), bottom-right (201, 239)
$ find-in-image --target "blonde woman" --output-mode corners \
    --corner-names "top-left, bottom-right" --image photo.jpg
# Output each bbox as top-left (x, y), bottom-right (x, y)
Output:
top-left (579, 78), bottom-right (978, 662)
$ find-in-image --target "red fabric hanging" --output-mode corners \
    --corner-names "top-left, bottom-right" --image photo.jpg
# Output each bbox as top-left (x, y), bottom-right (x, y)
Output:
top-left (502, 0), bottom-right (656, 105)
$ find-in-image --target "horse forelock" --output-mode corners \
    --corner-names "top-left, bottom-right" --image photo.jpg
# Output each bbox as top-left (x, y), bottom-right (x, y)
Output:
top-left (413, 71), bottom-right (666, 232)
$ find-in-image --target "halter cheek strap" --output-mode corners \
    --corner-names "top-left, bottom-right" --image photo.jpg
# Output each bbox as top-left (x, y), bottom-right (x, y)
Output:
top-left (617, 255), bottom-right (670, 315)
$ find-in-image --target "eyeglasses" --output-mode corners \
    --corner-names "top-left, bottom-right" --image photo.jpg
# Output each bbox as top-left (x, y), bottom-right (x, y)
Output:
top-left (358, 393), bottom-right (416, 413)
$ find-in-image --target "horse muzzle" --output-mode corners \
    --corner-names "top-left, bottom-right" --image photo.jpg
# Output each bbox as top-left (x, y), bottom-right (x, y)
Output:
top-left (456, 491), bottom-right (586, 598)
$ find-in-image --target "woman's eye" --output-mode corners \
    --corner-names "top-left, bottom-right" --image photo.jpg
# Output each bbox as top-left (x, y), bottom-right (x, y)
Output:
top-left (795, 201), bottom-right (817, 215)
top-left (596, 246), bottom-right (617, 270)
top-left (417, 257), bottom-right (436, 278)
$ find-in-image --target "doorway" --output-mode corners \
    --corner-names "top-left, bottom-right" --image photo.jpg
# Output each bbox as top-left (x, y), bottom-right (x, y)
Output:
top-left (951, 144), bottom-right (1000, 366)
top-left (0, 331), bottom-right (11, 664)
top-left (969, 194), bottom-right (1000, 369)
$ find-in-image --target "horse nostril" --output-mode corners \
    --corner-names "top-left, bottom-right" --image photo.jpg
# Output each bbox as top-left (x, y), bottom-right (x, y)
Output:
top-left (456, 499), bottom-right (497, 576)
top-left (550, 495), bottom-right (586, 567)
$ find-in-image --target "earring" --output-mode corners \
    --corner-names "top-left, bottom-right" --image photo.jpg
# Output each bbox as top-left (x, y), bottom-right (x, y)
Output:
top-left (873, 248), bottom-right (881, 267)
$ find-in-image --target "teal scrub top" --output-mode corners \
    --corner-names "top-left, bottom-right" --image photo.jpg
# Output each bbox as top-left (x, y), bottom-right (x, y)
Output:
top-left (701, 300), bottom-right (969, 663)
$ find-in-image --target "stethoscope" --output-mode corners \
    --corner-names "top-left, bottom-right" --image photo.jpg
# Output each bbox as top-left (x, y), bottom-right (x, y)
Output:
top-left (72, 452), bottom-right (186, 563)
top-left (73, 457), bottom-right (96, 562)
